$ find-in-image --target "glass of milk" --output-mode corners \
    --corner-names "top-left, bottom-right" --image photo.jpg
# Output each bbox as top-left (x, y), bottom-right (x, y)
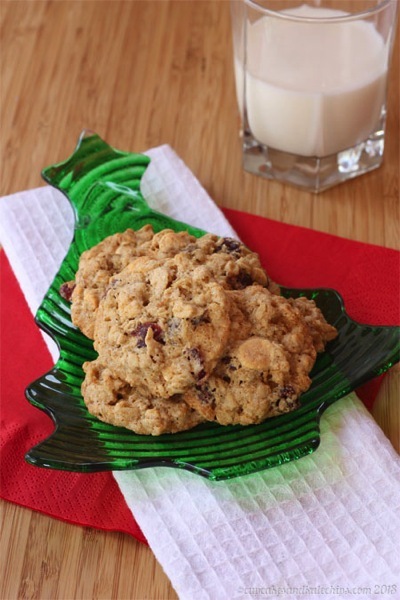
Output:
top-left (231, 0), bottom-right (398, 192)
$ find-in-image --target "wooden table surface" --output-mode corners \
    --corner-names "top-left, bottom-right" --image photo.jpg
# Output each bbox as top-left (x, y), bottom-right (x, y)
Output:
top-left (1, 2), bottom-right (399, 599)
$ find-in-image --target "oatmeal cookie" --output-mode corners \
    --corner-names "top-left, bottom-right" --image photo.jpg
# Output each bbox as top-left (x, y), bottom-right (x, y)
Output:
top-left (82, 358), bottom-right (204, 435)
top-left (93, 256), bottom-right (231, 398)
top-left (183, 286), bottom-right (319, 426)
top-left (62, 225), bottom-right (197, 339)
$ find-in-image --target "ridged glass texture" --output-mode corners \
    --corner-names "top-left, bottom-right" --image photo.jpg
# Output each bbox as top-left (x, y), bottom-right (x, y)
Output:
top-left (25, 132), bottom-right (400, 480)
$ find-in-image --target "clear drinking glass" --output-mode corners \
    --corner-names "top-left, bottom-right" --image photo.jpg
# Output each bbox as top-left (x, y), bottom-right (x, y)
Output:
top-left (231, 0), bottom-right (398, 192)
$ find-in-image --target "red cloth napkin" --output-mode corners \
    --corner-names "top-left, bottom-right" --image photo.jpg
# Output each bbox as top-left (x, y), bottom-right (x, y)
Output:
top-left (0, 251), bottom-right (147, 542)
top-left (1, 208), bottom-right (399, 542)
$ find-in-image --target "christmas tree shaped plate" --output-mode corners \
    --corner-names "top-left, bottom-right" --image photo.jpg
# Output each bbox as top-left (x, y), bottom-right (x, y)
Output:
top-left (25, 132), bottom-right (400, 480)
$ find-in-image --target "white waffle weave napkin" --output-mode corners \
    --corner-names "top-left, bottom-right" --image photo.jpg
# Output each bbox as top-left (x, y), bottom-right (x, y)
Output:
top-left (1, 145), bottom-right (399, 600)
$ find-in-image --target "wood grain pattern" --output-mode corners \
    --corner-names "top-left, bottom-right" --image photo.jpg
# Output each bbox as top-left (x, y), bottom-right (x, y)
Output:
top-left (373, 364), bottom-right (400, 454)
top-left (0, 1), bottom-right (398, 599)
top-left (0, 500), bottom-right (177, 600)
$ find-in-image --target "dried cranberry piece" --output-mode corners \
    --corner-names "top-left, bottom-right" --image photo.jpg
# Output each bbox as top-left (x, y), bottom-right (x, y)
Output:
top-left (227, 270), bottom-right (254, 290)
top-left (195, 384), bottom-right (214, 404)
top-left (59, 281), bottom-right (76, 301)
top-left (215, 237), bottom-right (242, 255)
top-left (132, 322), bottom-right (164, 348)
top-left (279, 385), bottom-right (295, 399)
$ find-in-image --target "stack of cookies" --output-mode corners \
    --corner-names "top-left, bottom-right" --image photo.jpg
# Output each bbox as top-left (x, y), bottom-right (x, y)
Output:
top-left (61, 225), bottom-right (337, 435)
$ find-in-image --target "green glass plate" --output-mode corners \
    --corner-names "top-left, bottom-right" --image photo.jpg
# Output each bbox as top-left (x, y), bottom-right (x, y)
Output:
top-left (25, 132), bottom-right (400, 480)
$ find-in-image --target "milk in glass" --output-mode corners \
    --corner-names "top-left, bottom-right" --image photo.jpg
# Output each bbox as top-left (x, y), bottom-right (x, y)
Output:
top-left (235, 5), bottom-right (388, 157)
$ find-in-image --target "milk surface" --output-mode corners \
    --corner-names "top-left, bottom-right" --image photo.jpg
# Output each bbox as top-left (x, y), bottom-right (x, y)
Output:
top-left (235, 4), bottom-right (388, 157)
